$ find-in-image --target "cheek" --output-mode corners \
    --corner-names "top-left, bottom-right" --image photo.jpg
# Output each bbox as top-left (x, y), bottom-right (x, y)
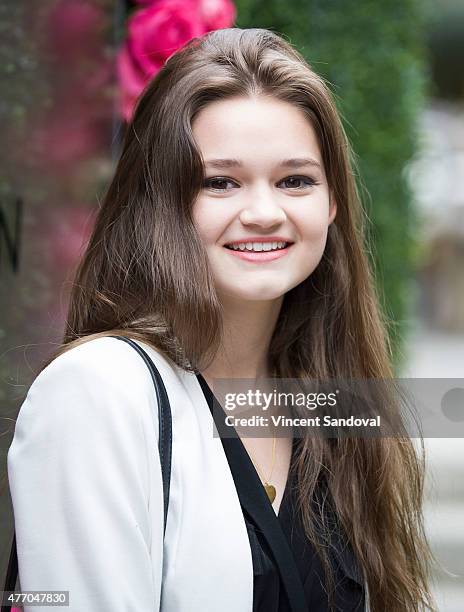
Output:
top-left (192, 198), bottom-right (229, 244)
top-left (293, 201), bottom-right (331, 241)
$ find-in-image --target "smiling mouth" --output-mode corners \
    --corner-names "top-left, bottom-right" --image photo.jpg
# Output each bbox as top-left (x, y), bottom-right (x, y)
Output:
top-left (224, 241), bottom-right (292, 252)
top-left (222, 241), bottom-right (294, 263)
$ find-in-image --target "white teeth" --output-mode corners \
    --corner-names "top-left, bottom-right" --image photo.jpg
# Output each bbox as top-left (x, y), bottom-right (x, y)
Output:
top-left (227, 241), bottom-right (289, 252)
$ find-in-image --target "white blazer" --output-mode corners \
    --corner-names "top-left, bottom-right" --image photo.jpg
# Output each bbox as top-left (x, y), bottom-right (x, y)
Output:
top-left (7, 337), bottom-right (254, 611)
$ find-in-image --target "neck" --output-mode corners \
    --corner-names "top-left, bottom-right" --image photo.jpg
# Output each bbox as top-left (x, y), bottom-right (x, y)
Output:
top-left (202, 294), bottom-right (283, 381)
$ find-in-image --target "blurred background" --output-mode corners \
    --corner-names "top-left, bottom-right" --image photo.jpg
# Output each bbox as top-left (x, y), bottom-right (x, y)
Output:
top-left (0, 0), bottom-right (463, 608)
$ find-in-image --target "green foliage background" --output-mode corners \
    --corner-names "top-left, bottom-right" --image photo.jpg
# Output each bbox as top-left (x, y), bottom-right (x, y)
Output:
top-left (234, 0), bottom-right (429, 367)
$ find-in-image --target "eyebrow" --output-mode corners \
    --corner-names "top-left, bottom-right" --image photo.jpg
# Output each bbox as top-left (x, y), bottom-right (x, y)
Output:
top-left (204, 157), bottom-right (322, 170)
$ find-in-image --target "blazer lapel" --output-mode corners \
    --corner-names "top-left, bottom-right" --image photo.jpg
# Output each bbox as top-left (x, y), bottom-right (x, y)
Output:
top-left (196, 374), bottom-right (308, 612)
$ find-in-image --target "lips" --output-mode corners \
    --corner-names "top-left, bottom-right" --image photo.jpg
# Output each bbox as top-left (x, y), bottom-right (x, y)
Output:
top-left (223, 241), bottom-right (294, 263)
top-left (223, 237), bottom-right (294, 251)
top-left (224, 241), bottom-right (289, 252)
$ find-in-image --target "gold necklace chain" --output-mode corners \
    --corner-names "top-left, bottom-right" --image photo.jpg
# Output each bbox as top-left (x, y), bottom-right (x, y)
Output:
top-left (246, 435), bottom-right (277, 503)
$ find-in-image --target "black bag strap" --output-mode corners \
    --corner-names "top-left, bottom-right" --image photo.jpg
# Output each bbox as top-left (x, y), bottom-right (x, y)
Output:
top-left (2, 534), bottom-right (17, 611)
top-left (111, 336), bottom-right (172, 531)
top-left (2, 335), bottom-right (172, 609)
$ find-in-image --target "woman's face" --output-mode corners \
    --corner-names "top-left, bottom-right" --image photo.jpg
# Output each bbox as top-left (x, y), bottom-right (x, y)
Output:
top-left (192, 95), bottom-right (336, 303)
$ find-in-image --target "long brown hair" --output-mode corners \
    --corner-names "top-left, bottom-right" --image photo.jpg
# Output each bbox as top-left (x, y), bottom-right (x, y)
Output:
top-left (42, 28), bottom-right (435, 610)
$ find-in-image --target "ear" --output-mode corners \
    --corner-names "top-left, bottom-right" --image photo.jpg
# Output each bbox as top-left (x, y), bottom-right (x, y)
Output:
top-left (328, 193), bottom-right (337, 225)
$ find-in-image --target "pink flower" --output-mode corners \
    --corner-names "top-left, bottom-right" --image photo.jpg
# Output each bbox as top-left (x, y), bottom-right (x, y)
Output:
top-left (117, 0), bottom-right (236, 121)
top-left (198, 0), bottom-right (236, 30)
top-left (129, 1), bottom-right (205, 75)
top-left (134, 0), bottom-right (237, 25)
top-left (117, 42), bottom-right (152, 121)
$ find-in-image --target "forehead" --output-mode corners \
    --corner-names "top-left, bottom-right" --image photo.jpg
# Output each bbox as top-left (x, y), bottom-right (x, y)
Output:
top-left (191, 95), bottom-right (322, 167)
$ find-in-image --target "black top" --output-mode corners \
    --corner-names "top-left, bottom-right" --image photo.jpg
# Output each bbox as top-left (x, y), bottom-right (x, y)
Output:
top-left (196, 373), bottom-right (366, 612)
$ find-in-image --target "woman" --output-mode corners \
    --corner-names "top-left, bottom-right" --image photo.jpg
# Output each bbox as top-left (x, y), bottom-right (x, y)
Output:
top-left (8, 28), bottom-right (435, 611)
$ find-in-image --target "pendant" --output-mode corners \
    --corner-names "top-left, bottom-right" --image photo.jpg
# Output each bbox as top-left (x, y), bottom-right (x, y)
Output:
top-left (264, 483), bottom-right (276, 503)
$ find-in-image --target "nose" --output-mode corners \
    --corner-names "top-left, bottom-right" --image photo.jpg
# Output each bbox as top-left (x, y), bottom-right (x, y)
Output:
top-left (239, 187), bottom-right (287, 228)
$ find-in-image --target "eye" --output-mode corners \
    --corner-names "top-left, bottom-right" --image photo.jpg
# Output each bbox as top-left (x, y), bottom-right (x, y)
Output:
top-left (202, 174), bottom-right (319, 192)
top-left (279, 175), bottom-right (318, 189)
top-left (202, 177), bottom-right (238, 192)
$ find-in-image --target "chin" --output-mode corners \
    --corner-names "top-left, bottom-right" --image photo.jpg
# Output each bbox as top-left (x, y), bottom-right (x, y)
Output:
top-left (219, 283), bottom-right (290, 303)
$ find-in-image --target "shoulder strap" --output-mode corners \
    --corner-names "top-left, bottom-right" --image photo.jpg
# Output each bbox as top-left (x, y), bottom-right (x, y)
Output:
top-left (111, 335), bottom-right (172, 533)
top-left (3, 335), bottom-right (172, 607)
top-left (2, 534), bottom-right (17, 610)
